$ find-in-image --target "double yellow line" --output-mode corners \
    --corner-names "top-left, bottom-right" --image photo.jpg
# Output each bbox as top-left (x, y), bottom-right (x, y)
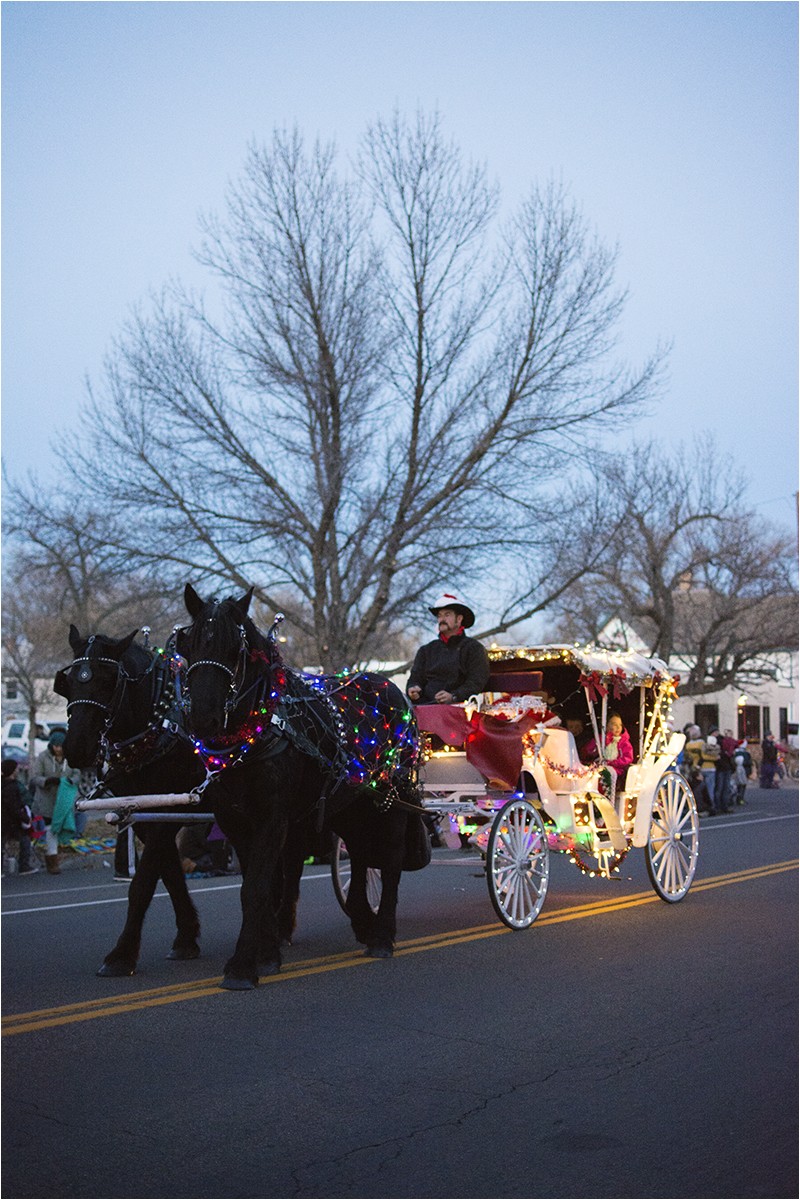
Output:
top-left (4, 860), bottom-right (796, 1037)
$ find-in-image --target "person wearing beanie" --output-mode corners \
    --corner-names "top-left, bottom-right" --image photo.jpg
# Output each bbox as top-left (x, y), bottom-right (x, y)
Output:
top-left (30, 730), bottom-right (80, 874)
top-left (682, 724), bottom-right (705, 773)
top-left (407, 591), bottom-right (490, 705)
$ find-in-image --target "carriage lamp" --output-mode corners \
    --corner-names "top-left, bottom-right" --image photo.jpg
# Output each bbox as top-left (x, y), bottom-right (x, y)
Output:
top-left (572, 798), bottom-right (592, 827)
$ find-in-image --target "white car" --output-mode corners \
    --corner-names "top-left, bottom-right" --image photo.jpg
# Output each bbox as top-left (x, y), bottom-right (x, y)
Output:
top-left (1, 718), bottom-right (67, 759)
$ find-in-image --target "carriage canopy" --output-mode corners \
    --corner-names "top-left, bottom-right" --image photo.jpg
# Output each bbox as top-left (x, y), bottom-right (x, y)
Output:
top-left (485, 643), bottom-right (679, 763)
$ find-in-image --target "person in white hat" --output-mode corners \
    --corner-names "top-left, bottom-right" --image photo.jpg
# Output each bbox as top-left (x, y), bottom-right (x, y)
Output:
top-left (407, 591), bottom-right (490, 705)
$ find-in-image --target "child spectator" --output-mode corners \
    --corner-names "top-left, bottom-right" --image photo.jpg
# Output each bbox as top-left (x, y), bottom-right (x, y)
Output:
top-left (2, 759), bottom-right (38, 874)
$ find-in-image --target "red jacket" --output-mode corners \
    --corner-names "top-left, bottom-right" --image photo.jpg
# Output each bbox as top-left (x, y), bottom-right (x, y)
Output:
top-left (583, 729), bottom-right (634, 776)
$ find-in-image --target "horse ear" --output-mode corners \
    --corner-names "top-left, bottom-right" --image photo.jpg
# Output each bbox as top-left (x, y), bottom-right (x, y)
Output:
top-left (120, 629), bottom-right (139, 654)
top-left (235, 587), bottom-right (254, 615)
top-left (184, 583), bottom-right (204, 619)
top-left (69, 624), bottom-right (83, 652)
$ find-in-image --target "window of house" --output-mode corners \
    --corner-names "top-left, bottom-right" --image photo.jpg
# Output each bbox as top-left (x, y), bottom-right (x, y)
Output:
top-left (779, 708), bottom-right (789, 741)
top-left (5, 680), bottom-right (18, 700)
top-left (738, 706), bottom-right (761, 740)
top-left (694, 704), bottom-right (718, 735)
top-left (762, 706), bottom-right (772, 737)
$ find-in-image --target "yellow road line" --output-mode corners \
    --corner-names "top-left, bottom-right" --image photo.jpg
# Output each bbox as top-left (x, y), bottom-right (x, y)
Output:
top-left (4, 860), bottom-right (796, 1036)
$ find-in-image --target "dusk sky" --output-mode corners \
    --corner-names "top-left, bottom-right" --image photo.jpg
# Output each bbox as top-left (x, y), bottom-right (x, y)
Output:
top-left (3, 1), bottom-right (798, 537)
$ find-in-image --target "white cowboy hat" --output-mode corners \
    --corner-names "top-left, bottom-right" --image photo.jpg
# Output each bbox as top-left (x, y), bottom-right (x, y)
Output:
top-left (428, 591), bottom-right (476, 628)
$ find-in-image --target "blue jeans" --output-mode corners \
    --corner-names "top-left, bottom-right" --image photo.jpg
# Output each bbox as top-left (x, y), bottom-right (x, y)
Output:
top-left (714, 769), bottom-right (732, 812)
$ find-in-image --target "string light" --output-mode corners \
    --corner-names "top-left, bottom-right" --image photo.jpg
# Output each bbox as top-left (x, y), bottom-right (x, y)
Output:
top-left (192, 663), bottom-right (418, 797)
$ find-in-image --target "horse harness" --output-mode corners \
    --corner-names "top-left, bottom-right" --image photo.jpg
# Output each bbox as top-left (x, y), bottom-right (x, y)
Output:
top-left (58, 635), bottom-right (187, 791)
top-left (182, 612), bottom-right (416, 826)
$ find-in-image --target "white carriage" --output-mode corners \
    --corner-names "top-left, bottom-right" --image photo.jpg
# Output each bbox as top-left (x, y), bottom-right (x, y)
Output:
top-left (335, 644), bottom-right (699, 930)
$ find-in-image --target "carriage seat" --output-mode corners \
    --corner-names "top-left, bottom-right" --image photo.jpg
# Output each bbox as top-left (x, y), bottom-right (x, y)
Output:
top-left (485, 671), bottom-right (544, 695)
top-left (537, 728), bottom-right (600, 795)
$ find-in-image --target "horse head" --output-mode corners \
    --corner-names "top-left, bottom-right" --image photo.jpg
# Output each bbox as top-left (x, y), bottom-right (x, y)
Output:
top-left (55, 626), bottom-right (150, 769)
top-left (178, 583), bottom-right (278, 743)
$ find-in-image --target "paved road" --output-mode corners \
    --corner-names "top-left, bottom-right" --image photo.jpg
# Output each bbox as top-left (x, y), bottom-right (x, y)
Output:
top-left (3, 787), bottom-right (798, 1199)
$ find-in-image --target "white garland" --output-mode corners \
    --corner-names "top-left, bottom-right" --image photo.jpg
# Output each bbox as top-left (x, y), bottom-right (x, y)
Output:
top-left (480, 694), bottom-right (549, 722)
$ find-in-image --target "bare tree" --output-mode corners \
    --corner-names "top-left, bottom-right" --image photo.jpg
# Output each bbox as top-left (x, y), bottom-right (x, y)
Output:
top-left (60, 112), bottom-right (662, 670)
top-left (546, 440), bottom-right (798, 690)
top-left (1, 493), bottom-right (185, 762)
top-left (3, 486), bottom-right (178, 640)
top-left (2, 564), bottom-right (75, 769)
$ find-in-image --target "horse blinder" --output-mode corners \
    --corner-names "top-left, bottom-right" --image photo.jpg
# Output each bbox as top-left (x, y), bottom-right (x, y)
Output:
top-left (53, 669), bottom-right (71, 699)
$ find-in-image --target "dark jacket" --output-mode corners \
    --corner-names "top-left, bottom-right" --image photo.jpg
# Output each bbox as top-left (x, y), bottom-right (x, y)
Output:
top-left (407, 632), bottom-right (490, 703)
top-left (2, 777), bottom-right (32, 839)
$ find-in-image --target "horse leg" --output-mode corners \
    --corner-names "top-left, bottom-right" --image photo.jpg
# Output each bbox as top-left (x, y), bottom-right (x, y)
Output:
top-left (97, 826), bottom-right (159, 976)
top-left (275, 828), bottom-right (307, 947)
top-left (159, 827), bottom-right (201, 960)
top-left (222, 822), bottom-right (286, 990)
top-left (365, 865), bottom-right (400, 959)
top-left (344, 854), bottom-right (377, 947)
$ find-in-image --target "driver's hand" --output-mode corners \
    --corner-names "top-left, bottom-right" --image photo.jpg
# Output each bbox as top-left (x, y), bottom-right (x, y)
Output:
top-left (407, 685), bottom-right (421, 702)
top-left (434, 690), bottom-right (455, 704)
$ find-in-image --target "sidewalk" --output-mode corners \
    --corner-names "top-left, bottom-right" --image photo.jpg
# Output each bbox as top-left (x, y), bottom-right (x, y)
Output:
top-left (21, 829), bottom-right (119, 874)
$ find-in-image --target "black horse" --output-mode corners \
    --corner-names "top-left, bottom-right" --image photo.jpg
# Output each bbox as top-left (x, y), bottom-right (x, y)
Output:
top-left (55, 625), bottom-right (207, 977)
top-left (177, 584), bottom-right (424, 990)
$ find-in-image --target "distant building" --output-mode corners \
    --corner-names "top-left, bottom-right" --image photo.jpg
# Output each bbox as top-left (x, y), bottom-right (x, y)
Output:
top-left (597, 617), bottom-right (798, 746)
top-left (1, 674), bottom-right (67, 729)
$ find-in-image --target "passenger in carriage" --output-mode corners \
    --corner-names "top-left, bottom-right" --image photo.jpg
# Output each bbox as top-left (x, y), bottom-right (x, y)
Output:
top-left (565, 717), bottom-right (593, 761)
top-left (583, 713), bottom-right (634, 782)
top-left (406, 591), bottom-right (490, 705)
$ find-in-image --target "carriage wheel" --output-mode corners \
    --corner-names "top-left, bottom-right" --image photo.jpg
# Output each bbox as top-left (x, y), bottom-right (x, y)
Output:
top-left (331, 836), bottom-right (381, 916)
top-left (486, 797), bottom-right (550, 930)
top-left (645, 771), bottom-right (700, 903)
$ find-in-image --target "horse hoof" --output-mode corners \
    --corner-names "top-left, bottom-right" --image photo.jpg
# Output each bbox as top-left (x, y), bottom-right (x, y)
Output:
top-left (97, 961), bottom-right (135, 977)
top-left (364, 944), bottom-right (393, 959)
top-left (166, 945), bottom-right (200, 960)
top-left (220, 975), bottom-right (257, 991)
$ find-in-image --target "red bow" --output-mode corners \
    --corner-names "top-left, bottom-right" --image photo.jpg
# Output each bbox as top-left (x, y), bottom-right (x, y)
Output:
top-left (609, 668), bottom-right (630, 700)
top-left (579, 671), bottom-right (607, 703)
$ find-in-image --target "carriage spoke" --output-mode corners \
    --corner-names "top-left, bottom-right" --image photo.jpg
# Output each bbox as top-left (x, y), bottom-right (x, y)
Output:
top-left (646, 772), bottom-right (699, 902)
top-left (486, 798), bottom-right (550, 929)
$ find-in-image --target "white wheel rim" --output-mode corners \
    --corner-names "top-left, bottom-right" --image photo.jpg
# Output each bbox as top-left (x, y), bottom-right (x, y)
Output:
top-left (490, 802), bottom-right (549, 928)
top-left (648, 774), bottom-right (699, 899)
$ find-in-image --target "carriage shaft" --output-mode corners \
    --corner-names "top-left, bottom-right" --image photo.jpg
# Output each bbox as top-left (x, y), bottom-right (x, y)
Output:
top-left (76, 792), bottom-right (198, 811)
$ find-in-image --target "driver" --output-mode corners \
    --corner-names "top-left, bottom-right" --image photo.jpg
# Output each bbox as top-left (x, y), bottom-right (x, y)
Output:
top-left (407, 591), bottom-right (490, 705)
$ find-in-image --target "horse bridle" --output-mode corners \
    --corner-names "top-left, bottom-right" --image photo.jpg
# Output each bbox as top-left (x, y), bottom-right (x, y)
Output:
top-left (183, 612), bottom-right (284, 730)
top-left (184, 624), bottom-right (251, 729)
top-left (60, 636), bottom-right (174, 752)
top-left (60, 639), bottom-right (132, 720)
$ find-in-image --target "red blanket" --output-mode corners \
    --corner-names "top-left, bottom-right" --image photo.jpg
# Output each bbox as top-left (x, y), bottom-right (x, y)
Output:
top-left (416, 705), bottom-right (540, 791)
